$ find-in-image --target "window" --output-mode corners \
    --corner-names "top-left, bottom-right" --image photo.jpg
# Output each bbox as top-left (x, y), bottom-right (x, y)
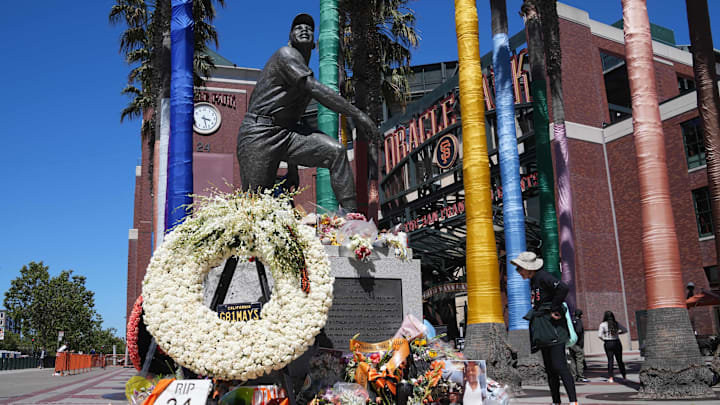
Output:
top-left (678, 75), bottom-right (695, 94)
top-left (600, 52), bottom-right (632, 123)
top-left (682, 118), bottom-right (706, 169)
top-left (705, 265), bottom-right (720, 289)
top-left (692, 187), bottom-right (714, 237)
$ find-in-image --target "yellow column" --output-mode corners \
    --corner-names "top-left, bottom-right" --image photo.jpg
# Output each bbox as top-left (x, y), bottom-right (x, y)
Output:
top-left (454, 0), bottom-right (503, 324)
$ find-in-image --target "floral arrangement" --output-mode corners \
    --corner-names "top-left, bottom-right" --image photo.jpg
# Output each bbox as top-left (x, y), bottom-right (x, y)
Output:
top-left (307, 211), bottom-right (411, 263)
top-left (125, 374), bottom-right (177, 404)
top-left (381, 233), bottom-right (409, 262)
top-left (340, 337), bottom-right (445, 405)
top-left (126, 295), bottom-right (143, 371)
top-left (347, 234), bottom-right (373, 262)
top-left (312, 383), bottom-right (369, 405)
top-left (126, 295), bottom-right (170, 373)
top-left (125, 375), bottom-right (154, 404)
top-left (317, 213), bottom-right (346, 245)
top-left (303, 312), bottom-right (510, 405)
top-left (142, 189), bottom-right (333, 381)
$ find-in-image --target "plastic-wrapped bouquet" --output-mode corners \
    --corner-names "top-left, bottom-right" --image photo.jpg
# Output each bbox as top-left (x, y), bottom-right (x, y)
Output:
top-left (339, 216), bottom-right (377, 262)
top-left (382, 232), bottom-right (409, 261)
top-left (348, 234), bottom-right (373, 262)
top-left (311, 383), bottom-right (370, 405)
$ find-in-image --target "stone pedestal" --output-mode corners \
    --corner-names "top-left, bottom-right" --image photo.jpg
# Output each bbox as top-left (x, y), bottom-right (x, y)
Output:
top-left (202, 245), bottom-right (422, 350)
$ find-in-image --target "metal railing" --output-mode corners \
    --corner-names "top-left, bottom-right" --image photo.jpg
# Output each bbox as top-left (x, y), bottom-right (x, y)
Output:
top-left (0, 355), bottom-right (55, 371)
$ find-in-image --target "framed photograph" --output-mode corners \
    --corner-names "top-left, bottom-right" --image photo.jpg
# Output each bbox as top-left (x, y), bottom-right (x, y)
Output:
top-left (440, 360), bottom-right (488, 404)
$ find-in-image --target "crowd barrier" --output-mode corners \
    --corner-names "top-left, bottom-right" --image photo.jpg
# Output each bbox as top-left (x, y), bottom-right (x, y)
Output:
top-left (0, 355), bottom-right (55, 371)
top-left (54, 353), bottom-right (106, 375)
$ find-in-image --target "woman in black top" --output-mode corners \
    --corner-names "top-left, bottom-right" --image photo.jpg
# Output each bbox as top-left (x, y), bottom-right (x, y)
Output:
top-left (513, 251), bottom-right (578, 405)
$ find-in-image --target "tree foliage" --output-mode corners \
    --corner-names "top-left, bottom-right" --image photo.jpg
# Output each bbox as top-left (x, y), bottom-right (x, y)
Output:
top-left (3, 261), bottom-right (119, 353)
top-left (0, 331), bottom-right (31, 352)
top-left (109, 0), bottom-right (226, 129)
top-left (339, 0), bottom-right (420, 118)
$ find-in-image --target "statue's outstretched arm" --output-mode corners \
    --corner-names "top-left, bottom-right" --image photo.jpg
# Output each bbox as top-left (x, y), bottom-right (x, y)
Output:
top-left (303, 76), bottom-right (380, 141)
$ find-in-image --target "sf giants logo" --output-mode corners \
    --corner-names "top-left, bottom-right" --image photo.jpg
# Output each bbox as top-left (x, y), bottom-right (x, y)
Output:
top-left (435, 133), bottom-right (459, 169)
top-left (531, 288), bottom-right (541, 306)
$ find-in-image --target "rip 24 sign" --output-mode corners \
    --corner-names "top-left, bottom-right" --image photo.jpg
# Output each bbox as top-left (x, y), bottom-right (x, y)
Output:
top-left (155, 380), bottom-right (213, 405)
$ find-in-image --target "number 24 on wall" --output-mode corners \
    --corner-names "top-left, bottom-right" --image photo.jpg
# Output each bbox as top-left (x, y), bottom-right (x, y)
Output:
top-left (166, 399), bottom-right (192, 405)
top-left (196, 142), bottom-right (210, 152)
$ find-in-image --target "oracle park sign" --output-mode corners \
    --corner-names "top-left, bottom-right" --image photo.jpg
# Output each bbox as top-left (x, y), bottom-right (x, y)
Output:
top-left (380, 51), bottom-right (533, 224)
top-left (382, 49), bottom-right (530, 178)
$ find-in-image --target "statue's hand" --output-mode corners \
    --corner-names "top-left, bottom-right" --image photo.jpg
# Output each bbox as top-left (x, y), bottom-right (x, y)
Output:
top-left (286, 163), bottom-right (300, 191)
top-left (357, 114), bottom-right (380, 142)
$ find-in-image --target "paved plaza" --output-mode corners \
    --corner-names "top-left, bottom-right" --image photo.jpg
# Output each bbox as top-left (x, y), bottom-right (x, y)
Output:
top-left (0, 366), bottom-right (133, 404)
top-left (514, 353), bottom-right (720, 404)
top-left (0, 355), bottom-right (719, 404)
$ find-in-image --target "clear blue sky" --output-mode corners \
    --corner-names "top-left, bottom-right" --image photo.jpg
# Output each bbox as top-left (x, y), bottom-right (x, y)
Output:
top-left (1, 1), bottom-right (718, 337)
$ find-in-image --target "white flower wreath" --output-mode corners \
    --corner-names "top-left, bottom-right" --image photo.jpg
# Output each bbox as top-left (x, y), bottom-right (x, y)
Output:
top-left (142, 190), bottom-right (333, 381)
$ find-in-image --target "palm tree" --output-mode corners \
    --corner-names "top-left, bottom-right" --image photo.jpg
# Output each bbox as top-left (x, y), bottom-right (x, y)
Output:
top-left (621, 0), bottom-right (713, 398)
top-left (536, 0), bottom-right (577, 310)
top-left (453, 0), bottom-right (520, 389)
top-left (520, 1), bottom-right (560, 279)
top-left (489, 0), bottom-right (532, 359)
top-left (686, 0), bottom-right (720, 266)
top-left (110, 0), bottom-right (225, 190)
top-left (317, 0), bottom-right (342, 212)
top-left (339, 0), bottom-right (419, 221)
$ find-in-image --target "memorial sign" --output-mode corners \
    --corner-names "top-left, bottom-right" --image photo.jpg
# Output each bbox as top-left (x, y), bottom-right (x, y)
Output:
top-left (322, 277), bottom-right (403, 349)
top-left (155, 380), bottom-right (213, 405)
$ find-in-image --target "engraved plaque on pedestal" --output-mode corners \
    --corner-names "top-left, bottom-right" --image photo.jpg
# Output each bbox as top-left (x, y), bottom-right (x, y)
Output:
top-left (321, 277), bottom-right (403, 349)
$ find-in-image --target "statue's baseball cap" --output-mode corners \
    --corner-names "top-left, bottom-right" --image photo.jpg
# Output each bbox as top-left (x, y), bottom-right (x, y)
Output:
top-left (291, 13), bottom-right (315, 31)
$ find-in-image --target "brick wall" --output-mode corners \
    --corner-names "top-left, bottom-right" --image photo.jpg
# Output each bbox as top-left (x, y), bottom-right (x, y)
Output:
top-left (558, 19), bottom-right (609, 127)
top-left (604, 108), bottom-right (716, 336)
top-left (566, 139), bottom-right (628, 332)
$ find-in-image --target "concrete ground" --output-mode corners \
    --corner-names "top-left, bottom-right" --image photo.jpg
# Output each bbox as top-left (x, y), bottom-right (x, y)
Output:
top-left (1, 355), bottom-right (718, 404)
top-left (0, 366), bottom-right (134, 404)
top-left (512, 353), bottom-right (720, 404)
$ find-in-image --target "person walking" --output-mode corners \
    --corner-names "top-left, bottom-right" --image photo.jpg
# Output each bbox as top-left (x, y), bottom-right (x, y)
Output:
top-left (38, 347), bottom-right (46, 369)
top-left (569, 309), bottom-right (589, 382)
top-left (598, 310), bottom-right (627, 382)
top-left (515, 251), bottom-right (578, 405)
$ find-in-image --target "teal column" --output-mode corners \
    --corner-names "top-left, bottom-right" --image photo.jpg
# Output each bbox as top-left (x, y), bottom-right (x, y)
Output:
top-left (532, 79), bottom-right (560, 278)
top-left (316, 0), bottom-right (340, 212)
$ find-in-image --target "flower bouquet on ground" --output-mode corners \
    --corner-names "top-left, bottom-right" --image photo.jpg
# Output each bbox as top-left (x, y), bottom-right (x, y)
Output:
top-left (304, 314), bottom-right (510, 405)
top-left (311, 383), bottom-right (370, 405)
top-left (343, 334), bottom-right (445, 405)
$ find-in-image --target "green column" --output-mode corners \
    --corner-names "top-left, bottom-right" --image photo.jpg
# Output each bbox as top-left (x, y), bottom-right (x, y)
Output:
top-left (316, 0), bottom-right (340, 212)
top-left (531, 79), bottom-right (560, 278)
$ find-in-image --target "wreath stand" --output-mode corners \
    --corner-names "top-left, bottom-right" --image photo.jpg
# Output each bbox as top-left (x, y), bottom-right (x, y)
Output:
top-left (141, 256), bottom-right (297, 405)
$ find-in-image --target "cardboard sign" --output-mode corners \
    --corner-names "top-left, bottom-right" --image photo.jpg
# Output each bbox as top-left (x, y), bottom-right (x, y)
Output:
top-left (155, 380), bottom-right (212, 405)
top-left (217, 302), bottom-right (262, 322)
